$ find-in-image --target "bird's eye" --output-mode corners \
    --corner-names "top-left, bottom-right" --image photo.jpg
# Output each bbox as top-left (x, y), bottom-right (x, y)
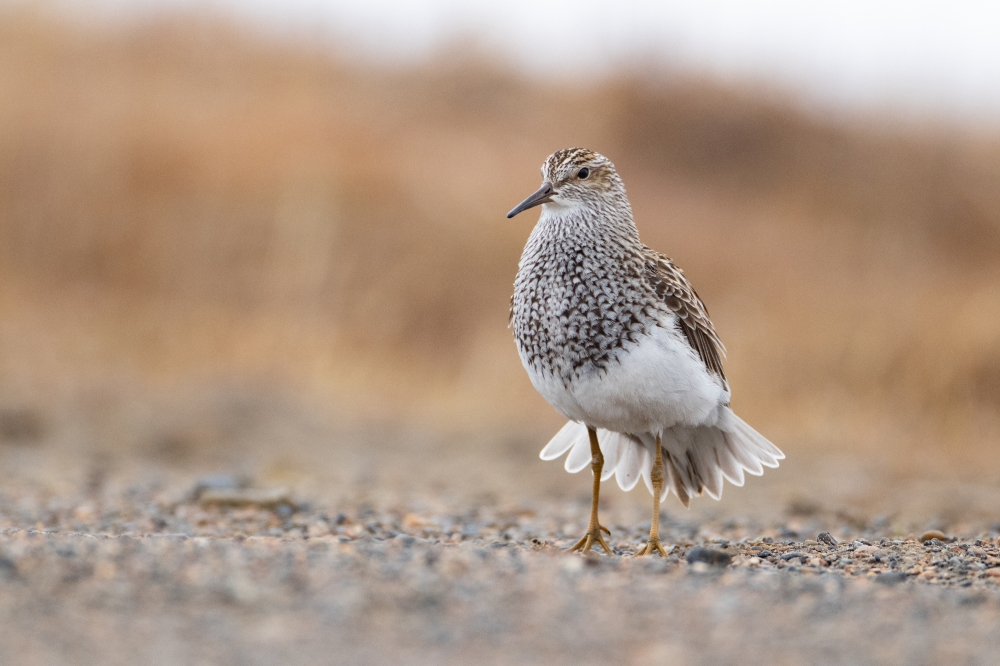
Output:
top-left (577, 167), bottom-right (590, 180)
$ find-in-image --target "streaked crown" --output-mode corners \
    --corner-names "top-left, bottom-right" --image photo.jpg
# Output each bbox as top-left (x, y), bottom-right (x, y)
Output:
top-left (542, 148), bottom-right (616, 185)
top-left (540, 148), bottom-right (628, 213)
top-left (541, 148), bottom-right (624, 203)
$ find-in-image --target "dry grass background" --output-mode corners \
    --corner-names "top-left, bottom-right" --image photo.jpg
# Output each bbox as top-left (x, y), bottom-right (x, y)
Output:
top-left (1, 8), bottom-right (1000, 487)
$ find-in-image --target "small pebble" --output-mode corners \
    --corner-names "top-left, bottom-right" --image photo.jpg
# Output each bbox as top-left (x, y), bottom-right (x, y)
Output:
top-left (401, 513), bottom-right (430, 530)
top-left (817, 532), bottom-right (838, 546)
top-left (875, 571), bottom-right (908, 586)
top-left (686, 548), bottom-right (731, 567)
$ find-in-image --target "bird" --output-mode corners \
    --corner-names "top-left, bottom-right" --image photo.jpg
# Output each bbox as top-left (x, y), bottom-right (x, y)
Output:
top-left (507, 148), bottom-right (784, 556)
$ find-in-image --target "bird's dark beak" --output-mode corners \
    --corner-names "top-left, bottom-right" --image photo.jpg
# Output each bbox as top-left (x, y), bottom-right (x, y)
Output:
top-left (507, 182), bottom-right (554, 218)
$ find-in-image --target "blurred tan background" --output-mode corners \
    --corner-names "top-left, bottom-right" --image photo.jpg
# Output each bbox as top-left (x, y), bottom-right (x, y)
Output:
top-left (1, 6), bottom-right (999, 519)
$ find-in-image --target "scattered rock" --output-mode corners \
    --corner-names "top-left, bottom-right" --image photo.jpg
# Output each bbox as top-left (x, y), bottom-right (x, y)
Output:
top-left (402, 513), bottom-right (430, 530)
top-left (920, 530), bottom-right (949, 543)
top-left (817, 532), bottom-right (838, 546)
top-left (875, 571), bottom-right (908, 586)
top-left (686, 548), bottom-right (731, 567)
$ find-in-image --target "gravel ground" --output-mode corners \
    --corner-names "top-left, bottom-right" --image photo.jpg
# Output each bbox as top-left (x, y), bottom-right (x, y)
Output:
top-left (1, 393), bottom-right (999, 665)
top-left (1, 474), bottom-right (999, 666)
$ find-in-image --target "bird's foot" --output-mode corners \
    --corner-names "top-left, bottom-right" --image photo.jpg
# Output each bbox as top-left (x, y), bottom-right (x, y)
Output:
top-left (569, 523), bottom-right (612, 555)
top-left (636, 535), bottom-right (668, 557)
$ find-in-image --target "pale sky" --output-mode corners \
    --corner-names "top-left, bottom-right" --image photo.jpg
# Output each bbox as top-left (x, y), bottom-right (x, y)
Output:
top-left (54, 0), bottom-right (1000, 122)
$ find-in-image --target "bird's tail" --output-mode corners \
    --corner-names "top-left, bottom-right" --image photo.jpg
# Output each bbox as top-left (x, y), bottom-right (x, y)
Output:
top-left (539, 408), bottom-right (783, 507)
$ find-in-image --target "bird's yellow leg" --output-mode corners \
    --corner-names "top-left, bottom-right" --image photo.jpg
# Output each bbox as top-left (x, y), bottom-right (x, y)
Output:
top-left (569, 427), bottom-right (613, 555)
top-left (637, 435), bottom-right (668, 556)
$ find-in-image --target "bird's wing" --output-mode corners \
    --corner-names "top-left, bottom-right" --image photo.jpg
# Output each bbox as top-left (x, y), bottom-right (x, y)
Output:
top-left (643, 247), bottom-right (727, 386)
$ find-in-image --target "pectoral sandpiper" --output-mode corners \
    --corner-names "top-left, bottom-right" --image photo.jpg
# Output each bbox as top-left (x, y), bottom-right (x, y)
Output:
top-left (507, 148), bottom-right (784, 556)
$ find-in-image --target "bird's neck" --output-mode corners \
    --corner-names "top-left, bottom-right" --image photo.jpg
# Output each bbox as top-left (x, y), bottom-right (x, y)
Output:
top-left (532, 204), bottom-right (641, 249)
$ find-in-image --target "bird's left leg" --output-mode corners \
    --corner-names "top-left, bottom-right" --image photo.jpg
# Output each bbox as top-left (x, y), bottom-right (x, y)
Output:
top-left (637, 435), bottom-right (668, 556)
top-left (569, 426), bottom-right (613, 555)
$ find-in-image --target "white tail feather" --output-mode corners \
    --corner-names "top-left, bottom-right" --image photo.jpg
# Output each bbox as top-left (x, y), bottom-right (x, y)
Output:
top-left (564, 434), bottom-right (593, 473)
top-left (717, 442), bottom-right (746, 488)
top-left (538, 409), bottom-right (784, 507)
top-left (616, 441), bottom-right (647, 492)
top-left (723, 433), bottom-right (765, 476)
top-left (539, 421), bottom-right (582, 461)
top-left (599, 431), bottom-right (629, 481)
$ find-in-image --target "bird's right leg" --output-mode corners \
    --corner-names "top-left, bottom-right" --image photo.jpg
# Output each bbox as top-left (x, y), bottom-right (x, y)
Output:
top-left (569, 426), bottom-right (613, 555)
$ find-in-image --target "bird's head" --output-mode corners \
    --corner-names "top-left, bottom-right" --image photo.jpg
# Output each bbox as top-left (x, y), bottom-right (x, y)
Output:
top-left (507, 148), bottom-right (625, 219)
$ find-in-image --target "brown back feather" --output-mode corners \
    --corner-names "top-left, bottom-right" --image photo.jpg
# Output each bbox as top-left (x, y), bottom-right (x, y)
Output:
top-left (643, 248), bottom-right (727, 386)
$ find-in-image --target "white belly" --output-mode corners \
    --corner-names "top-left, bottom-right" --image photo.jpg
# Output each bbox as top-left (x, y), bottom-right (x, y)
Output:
top-left (521, 322), bottom-right (729, 434)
